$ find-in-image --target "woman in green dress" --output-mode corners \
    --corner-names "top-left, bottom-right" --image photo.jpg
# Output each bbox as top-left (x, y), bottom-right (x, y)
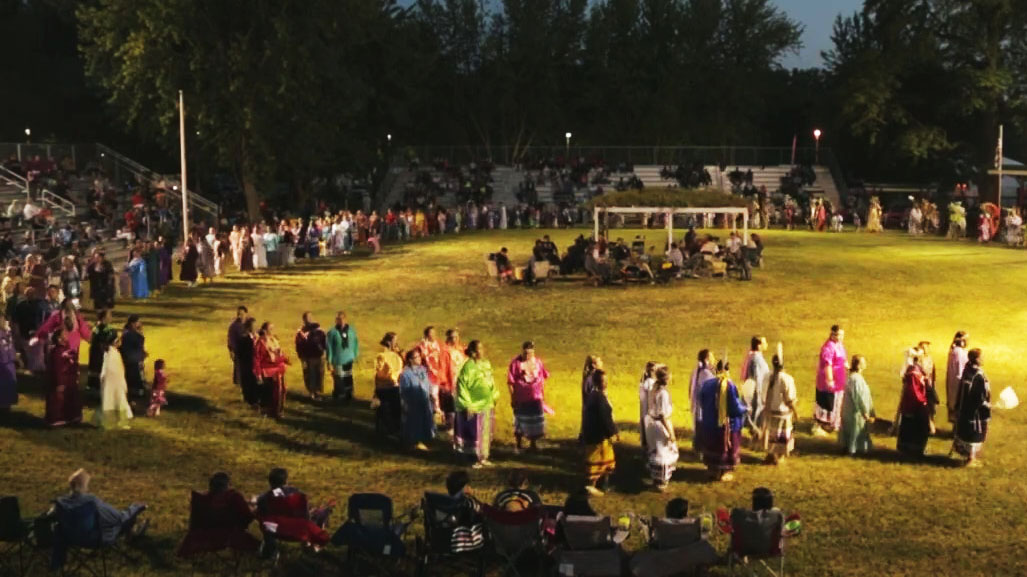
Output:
top-left (839, 354), bottom-right (875, 455)
top-left (454, 340), bottom-right (500, 468)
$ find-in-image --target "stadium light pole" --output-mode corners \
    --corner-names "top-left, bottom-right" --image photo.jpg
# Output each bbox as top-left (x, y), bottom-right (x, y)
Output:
top-left (565, 132), bottom-right (572, 159)
top-left (178, 90), bottom-right (189, 246)
top-left (24, 128), bottom-right (30, 144)
top-left (813, 129), bottom-right (822, 164)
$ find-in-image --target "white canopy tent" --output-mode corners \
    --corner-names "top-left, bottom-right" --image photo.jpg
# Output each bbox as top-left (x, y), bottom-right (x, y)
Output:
top-left (592, 206), bottom-right (749, 245)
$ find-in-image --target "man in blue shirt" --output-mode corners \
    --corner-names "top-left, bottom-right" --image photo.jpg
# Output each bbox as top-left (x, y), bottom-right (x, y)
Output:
top-left (55, 469), bottom-right (147, 545)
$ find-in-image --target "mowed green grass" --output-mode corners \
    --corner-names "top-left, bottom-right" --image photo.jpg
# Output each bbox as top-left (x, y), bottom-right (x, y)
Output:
top-left (3, 228), bottom-right (1027, 576)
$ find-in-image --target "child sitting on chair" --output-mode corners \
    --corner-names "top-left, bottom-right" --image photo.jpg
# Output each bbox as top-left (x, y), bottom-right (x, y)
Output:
top-left (147, 359), bottom-right (168, 417)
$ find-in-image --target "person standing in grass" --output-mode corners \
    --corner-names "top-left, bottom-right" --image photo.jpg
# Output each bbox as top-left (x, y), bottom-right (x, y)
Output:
top-left (36, 300), bottom-right (91, 426)
top-left (839, 354), bottom-right (875, 456)
top-left (454, 340), bottom-right (499, 469)
top-left (294, 312), bottom-right (326, 400)
top-left (94, 332), bottom-right (133, 429)
top-left (89, 251), bottom-right (117, 310)
top-left (644, 365), bottom-right (678, 491)
top-left (374, 332), bottom-right (404, 435)
top-left (638, 361), bottom-right (658, 449)
top-left (741, 336), bottom-right (770, 439)
top-left (507, 340), bottom-right (550, 453)
top-left (758, 350), bottom-right (798, 463)
top-left (813, 325), bottom-right (848, 436)
top-left (255, 322), bottom-right (289, 419)
top-left (952, 348), bottom-right (991, 467)
top-left (698, 360), bottom-right (746, 482)
top-left (227, 306), bottom-right (248, 386)
top-left (399, 348), bottom-right (435, 451)
top-left (439, 328), bottom-right (466, 430)
top-left (896, 351), bottom-right (930, 458)
top-left (326, 311), bottom-right (358, 403)
top-left (946, 331), bottom-right (969, 424)
top-left (579, 355), bottom-right (603, 441)
top-left (582, 369), bottom-right (618, 495)
top-left (689, 350), bottom-right (715, 454)
top-left (179, 237), bottom-right (200, 287)
top-left (236, 318), bottom-right (259, 409)
top-left (120, 315), bottom-right (147, 399)
top-left (88, 309), bottom-right (117, 391)
top-left (125, 249), bottom-right (149, 299)
top-left (416, 326), bottom-right (446, 414)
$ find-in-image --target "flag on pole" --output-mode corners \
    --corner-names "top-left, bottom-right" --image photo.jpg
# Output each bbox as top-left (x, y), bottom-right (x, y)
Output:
top-left (790, 134), bottom-right (797, 166)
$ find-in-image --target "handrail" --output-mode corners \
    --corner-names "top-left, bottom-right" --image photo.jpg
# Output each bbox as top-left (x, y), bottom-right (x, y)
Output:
top-left (40, 188), bottom-right (76, 218)
top-left (824, 148), bottom-right (849, 200)
top-left (95, 143), bottom-right (218, 219)
top-left (0, 165), bottom-right (27, 193)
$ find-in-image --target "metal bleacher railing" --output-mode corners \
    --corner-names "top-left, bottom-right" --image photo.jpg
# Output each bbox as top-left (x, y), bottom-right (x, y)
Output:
top-left (1, 156), bottom-right (75, 218)
top-left (399, 145), bottom-right (824, 168)
top-left (93, 143), bottom-right (218, 220)
top-left (0, 141), bottom-right (218, 221)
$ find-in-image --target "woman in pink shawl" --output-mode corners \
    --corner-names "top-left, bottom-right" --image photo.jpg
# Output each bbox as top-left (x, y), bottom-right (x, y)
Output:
top-left (813, 324), bottom-right (847, 435)
top-left (507, 340), bottom-right (550, 452)
top-left (35, 300), bottom-right (92, 426)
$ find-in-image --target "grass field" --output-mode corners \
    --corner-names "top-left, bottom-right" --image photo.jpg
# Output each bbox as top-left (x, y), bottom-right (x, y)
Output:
top-left (3, 228), bottom-right (1027, 576)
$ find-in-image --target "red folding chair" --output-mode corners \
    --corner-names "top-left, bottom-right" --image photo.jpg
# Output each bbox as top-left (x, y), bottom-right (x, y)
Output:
top-left (178, 490), bottom-right (260, 573)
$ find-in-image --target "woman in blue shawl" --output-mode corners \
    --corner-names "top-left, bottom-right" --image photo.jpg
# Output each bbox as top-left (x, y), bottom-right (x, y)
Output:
top-left (399, 348), bottom-right (436, 450)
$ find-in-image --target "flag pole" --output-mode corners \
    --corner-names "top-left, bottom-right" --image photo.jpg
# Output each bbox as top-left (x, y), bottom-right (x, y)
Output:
top-left (997, 124), bottom-right (1004, 212)
top-left (179, 90), bottom-right (189, 246)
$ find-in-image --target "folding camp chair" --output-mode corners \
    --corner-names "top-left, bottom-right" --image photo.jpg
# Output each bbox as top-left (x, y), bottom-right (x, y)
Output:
top-left (552, 515), bottom-right (628, 577)
top-left (629, 516), bottom-right (718, 577)
top-left (415, 492), bottom-right (485, 577)
top-left (481, 505), bottom-right (544, 577)
top-left (331, 493), bottom-right (416, 577)
top-left (716, 507), bottom-right (801, 577)
top-left (177, 490), bottom-right (260, 575)
top-left (51, 500), bottom-right (138, 577)
top-left (0, 496), bottom-right (34, 577)
top-left (257, 490), bottom-right (332, 570)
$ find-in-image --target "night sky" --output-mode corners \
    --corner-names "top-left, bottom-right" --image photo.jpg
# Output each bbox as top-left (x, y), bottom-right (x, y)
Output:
top-left (774, 0), bottom-right (864, 69)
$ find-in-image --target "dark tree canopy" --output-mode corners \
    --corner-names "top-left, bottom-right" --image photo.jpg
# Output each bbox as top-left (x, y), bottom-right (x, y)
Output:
top-left (17, 0), bottom-right (1027, 209)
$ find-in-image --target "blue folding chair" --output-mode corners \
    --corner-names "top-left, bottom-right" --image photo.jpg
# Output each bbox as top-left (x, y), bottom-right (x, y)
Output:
top-left (415, 492), bottom-right (485, 577)
top-left (0, 496), bottom-right (35, 577)
top-left (331, 493), bottom-right (416, 576)
top-left (51, 500), bottom-right (136, 577)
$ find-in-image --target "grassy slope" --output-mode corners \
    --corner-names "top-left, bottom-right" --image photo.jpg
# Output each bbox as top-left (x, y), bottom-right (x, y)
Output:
top-left (2, 229), bottom-right (1027, 576)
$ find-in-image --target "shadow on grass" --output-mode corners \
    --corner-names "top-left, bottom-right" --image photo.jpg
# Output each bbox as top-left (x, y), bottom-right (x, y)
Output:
top-left (0, 406), bottom-right (49, 429)
top-left (797, 436), bottom-right (961, 468)
top-left (164, 391), bottom-right (225, 416)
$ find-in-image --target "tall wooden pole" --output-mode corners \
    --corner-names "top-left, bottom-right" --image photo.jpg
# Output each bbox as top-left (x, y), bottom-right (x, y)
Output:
top-left (179, 90), bottom-right (189, 245)
top-left (996, 124), bottom-right (1004, 210)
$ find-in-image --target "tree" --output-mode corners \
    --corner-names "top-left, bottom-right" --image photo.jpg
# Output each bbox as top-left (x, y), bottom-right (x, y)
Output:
top-left (825, 0), bottom-right (1027, 195)
top-left (78, 0), bottom-right (403, 219)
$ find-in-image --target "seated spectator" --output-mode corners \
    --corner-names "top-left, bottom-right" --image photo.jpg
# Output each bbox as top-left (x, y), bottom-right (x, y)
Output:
top-left (22, 201), bottom-right (41, 228)
top-left (666, 243), bottom-right (684, 271)
top-left (665, 498), bottom-right (689, 519)
top-left (55, 468), bottom-right (147, 545)
top-left (492, 469), bottom-right (542, 512)
top-left (726, 232), bottom-right (742, 255)
top-left (445, 470), bottom-right (483, 525)
top-left (699, 235), bottom-right (719, 255)
top-left (255, 467), bottom-right (332, 557)
top-left (177, 472), bottom-right (259, 557)
top-left (561, 488), bottom-right (597, 517)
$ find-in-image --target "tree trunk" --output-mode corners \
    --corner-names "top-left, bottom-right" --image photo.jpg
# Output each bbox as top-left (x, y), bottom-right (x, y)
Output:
top-left (239, 133), bottom-right (261, 222)
top-left (242, 175), bottom-right (261, 223)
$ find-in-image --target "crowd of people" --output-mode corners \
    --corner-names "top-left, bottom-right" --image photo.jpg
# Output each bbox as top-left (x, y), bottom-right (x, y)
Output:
top-left (200, 315), bottom-right (999, 506)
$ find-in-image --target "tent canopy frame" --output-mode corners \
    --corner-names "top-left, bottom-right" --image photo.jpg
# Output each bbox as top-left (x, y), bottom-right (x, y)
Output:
top-left (592, 206), bottom-right (749, 246)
